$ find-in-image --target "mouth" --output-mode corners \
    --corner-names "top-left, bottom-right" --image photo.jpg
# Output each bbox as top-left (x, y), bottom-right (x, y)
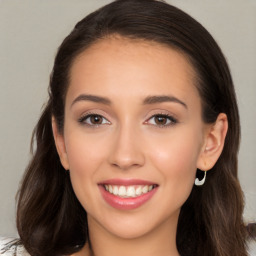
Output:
top-left (102, 184), bottom-right (158, 198)
top-left (98, 179), bottom-right (159, 210)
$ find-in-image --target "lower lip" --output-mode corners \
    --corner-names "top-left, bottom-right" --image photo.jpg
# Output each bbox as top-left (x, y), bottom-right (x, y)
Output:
top-left (99, 185), bottom-right (158, 210)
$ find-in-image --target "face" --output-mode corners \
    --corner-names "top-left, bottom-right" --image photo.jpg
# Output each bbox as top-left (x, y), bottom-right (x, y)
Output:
top-left (56, 36), bottom-right (210, 239)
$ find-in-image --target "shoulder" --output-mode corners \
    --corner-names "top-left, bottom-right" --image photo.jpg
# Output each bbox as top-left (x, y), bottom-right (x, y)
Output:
top-left (248, 239), bottom-right (256, 256)
top-left (0, 237), bottom-right (30, 256)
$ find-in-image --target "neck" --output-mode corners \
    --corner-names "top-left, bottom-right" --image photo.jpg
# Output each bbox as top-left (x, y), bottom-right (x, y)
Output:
top-left (83, 214), bottom-right (180, 256)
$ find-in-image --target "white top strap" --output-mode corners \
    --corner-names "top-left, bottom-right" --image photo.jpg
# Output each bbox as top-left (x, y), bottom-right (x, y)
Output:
top-left (0, 237), bottom-right (30, 256)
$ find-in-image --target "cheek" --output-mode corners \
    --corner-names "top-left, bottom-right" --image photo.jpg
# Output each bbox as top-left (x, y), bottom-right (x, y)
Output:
top-left (147, 127), bottom-right (202, 197)
top-left (64, 131), bottom-right (109, 211)
top-left (63, 129), bottom-right (108, 195)
top-left (149, 127), bottom-right (201, 167)
top-left (64, 129), bottom-right (108, 175)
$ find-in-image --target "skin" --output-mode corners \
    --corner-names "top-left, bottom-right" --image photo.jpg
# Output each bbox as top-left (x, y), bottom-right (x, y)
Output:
top-left (52, 36), bottom-right (228, 256)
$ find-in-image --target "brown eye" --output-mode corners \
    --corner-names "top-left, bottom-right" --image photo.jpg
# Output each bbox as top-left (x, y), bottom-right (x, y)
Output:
top-left (79, 114), bottom-right (110, 126)
top-left (146, 114), bottom-right (177, 127)
top-left (90, 115), bottom-right (103, 124)
top-left (154, 116), bottom-right (168, 125)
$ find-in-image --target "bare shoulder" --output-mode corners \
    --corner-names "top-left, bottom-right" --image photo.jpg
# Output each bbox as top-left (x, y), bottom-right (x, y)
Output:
top-left (0, 237), bottom-right (30, 256)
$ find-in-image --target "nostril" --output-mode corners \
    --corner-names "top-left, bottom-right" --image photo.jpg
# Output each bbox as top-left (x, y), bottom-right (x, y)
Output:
top-left (111, 161), bottom-right (142, 171)
top-left (109, 150), bottom-right (145, 170)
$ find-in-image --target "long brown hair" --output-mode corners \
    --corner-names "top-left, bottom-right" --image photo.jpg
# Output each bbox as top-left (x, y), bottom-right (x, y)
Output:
top-left (16, 0), bottom-right (249, 255)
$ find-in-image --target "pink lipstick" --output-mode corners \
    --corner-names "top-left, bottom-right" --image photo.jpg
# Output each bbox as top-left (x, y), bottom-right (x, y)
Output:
top-left (98, 179), bottom-right (158, 210)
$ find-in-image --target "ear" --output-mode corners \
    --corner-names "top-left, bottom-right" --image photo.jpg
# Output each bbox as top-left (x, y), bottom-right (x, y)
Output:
top-left (52, 117), bottom-right (69, 170)
top-left (197, 113), bottom-right (228, 171)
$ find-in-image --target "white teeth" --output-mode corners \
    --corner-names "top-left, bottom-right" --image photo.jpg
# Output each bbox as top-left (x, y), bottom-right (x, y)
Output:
top-left (135, 186), bottom-right (142, 195)
top-left (127, 186), bottom-right (136, 197)
top-left (113, 186), bottom-right (119, 195)
top-left (142, 185), bottom-right (149, 194)
top-left (104, 184), bottom-right (156, 198)
top-left (118, 186), bottom-right (126, 196)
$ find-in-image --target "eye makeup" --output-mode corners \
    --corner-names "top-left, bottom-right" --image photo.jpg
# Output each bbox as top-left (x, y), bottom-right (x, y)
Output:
top-left (77, 110), bottom-right (178, 129)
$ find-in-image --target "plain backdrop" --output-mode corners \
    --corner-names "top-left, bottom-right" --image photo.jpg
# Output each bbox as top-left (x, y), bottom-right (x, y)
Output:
top-left (0, 0), bottom-right (255, 237)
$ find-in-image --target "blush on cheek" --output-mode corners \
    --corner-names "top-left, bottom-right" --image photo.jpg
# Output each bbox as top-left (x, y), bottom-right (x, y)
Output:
top-left (149, 136), bottom-right (198, 189)
top-left (65, 133), bottom-right (104, 169)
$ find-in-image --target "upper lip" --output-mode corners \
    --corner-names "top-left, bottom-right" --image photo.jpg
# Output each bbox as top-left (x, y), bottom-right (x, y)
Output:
top-left (98, 178), bottom-right (158, 186)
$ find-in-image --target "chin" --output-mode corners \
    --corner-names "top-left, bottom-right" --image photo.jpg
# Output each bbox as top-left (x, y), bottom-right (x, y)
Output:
top-left (105, 222), bottom-right (157, 240)
top-left (88, 206), bottom-right (180, 241)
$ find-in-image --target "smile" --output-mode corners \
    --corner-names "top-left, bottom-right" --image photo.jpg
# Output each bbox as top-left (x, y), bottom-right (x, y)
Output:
top-left (99, 179), bottom-right (159, 210)
top-left (103, 184), bottom-right (157, 198)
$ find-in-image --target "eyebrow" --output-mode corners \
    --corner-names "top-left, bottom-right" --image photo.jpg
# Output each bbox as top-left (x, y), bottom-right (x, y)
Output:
top-left (71, 94), bottom-right (111, 108)
top-left (143, 95), bottom-right (187, 108)
top-left (71, 94), bottom-right (187, 109)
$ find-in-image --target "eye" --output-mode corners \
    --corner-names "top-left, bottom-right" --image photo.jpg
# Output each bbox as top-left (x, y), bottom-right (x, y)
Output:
top-left (78, 114), bottom-right (110, 126)
top-left (146, 114), bottom-right (177, 127)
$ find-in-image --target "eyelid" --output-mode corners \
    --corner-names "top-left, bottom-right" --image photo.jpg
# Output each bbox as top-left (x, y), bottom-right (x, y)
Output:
top-left (77, 110), bottom-right (178, 128)
top-left (144, 112), bottom-right (178, 127)
top-left (78, 111), bottom-right (111, 126)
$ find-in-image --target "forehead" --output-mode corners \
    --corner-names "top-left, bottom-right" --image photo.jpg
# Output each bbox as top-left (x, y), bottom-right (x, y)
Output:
top-left (67, 36), bottom-right (200, 107)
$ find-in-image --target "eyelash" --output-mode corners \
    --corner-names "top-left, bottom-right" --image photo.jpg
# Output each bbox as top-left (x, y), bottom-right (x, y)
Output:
top-left (145, 113), bottom-right (178, 128)
top-left (78, 113), bottom-right (178, 128)
top-left (78, 113), bottom-right (110, 127)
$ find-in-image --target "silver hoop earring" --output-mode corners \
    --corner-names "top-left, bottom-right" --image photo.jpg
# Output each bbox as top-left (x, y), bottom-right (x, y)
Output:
top-left (195, 171), bottom-right (207, 186)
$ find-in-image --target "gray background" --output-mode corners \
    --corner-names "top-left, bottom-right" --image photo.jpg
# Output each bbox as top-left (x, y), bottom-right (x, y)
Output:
top-left (0, 0), bottom-right (255, 238)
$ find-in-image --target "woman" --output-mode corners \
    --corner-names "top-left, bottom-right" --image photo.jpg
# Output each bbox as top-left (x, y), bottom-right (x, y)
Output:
top-left (0, 0), bottom-right (254, 255)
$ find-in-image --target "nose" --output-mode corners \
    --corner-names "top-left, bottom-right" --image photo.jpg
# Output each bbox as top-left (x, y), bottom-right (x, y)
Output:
top-left (108, 125), bottom-right (145, 171)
